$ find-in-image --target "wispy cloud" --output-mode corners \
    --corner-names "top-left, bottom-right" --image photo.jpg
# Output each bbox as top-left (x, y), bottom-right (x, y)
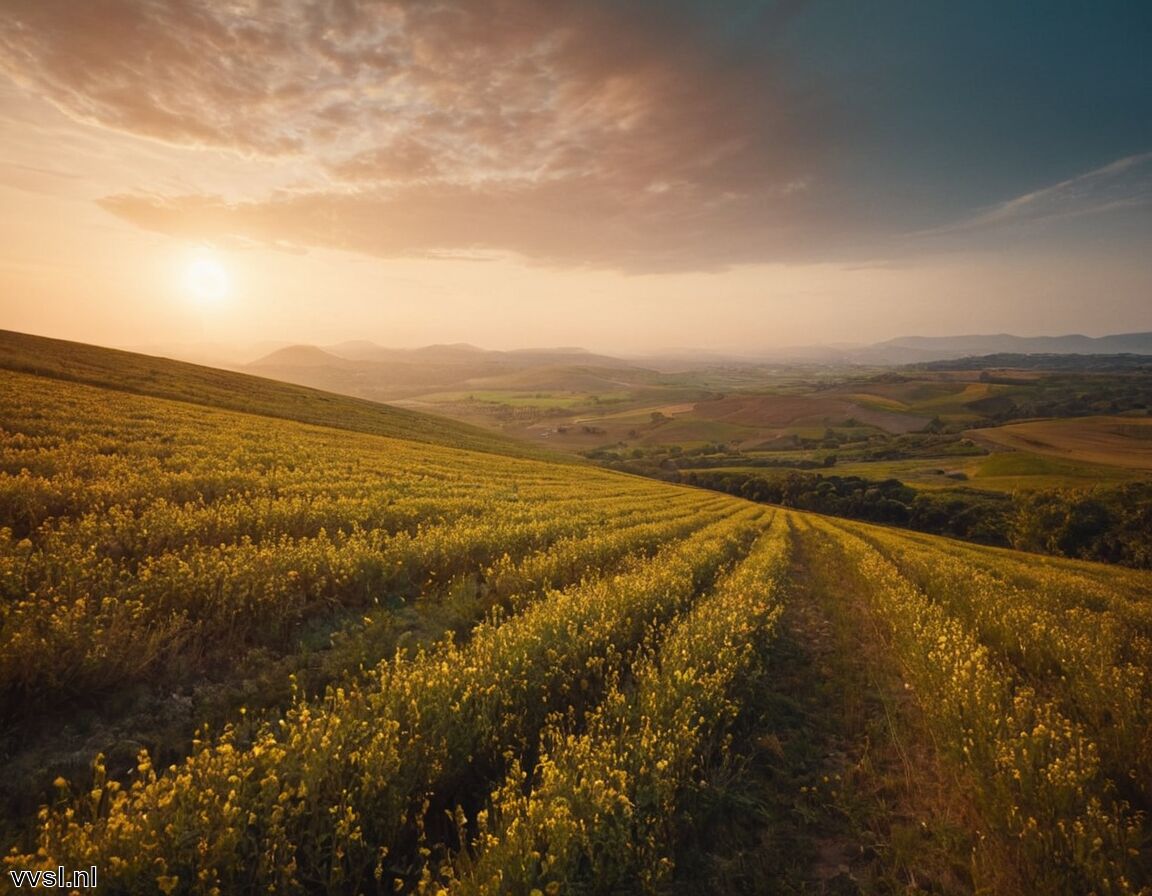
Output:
top-left (916, 152), bottom-right (1152, 237)
top-left (96, 173), bottom-right (822, 273)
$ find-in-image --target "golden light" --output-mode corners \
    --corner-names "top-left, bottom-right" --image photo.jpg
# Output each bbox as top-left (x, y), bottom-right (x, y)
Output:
top-left (182, 252), bottom-right (231, 306)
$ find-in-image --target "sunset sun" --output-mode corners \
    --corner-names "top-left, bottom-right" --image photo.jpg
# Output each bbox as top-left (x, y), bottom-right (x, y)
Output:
top-left (182, 251), bottom-right (231, 306)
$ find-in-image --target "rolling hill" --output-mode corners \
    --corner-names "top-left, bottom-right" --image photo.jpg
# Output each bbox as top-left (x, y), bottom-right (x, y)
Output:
top-left (881, 330), bottom-right (1152, 356)
top-left (855, 331), bottom-right (1152, 364)
top-left (245, 340), bottom-right (646, 402)
top-left (763, 331), bottom-right (1152, 365)
top-left (1, 333), bottom-right (1150, 894)
top-left (913, 352), bottom-right (1152, 371)
top-left (0, 329), bottom-right (552, 461)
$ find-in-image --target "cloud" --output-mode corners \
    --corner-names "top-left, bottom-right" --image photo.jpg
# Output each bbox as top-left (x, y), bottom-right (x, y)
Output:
top-left (98, 173), bottom-right (820, 272)
top-left (916, 152), bottom-right (1152, 238)
top-left (2, 0), bottom-right (838, 271)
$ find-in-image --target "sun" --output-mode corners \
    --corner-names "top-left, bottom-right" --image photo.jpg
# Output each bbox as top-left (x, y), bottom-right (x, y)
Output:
top-left (182, 251), bottom-right (231, 306)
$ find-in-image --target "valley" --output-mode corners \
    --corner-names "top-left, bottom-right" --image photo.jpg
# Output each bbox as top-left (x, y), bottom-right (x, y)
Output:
top-left (213, 336), bottom-right (1152, 566)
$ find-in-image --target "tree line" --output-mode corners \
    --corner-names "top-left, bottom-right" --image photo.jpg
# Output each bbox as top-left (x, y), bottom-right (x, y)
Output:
top-left (679, 469), bottom-right (1152, 569)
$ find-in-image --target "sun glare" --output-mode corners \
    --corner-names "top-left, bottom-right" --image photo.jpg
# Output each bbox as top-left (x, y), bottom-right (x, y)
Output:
top-left (182, 252), bottom-right (231, 306)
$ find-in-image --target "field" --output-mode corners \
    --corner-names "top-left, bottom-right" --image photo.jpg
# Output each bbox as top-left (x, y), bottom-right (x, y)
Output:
top-left (575, 362), bottom-right (1152, 561)
top-left (3, 336), bottom-right (1152, 894)
top-left (971, 416), bottom-right (1152, 472)
top-left (231, 341), bottom-right (1152, 508)
top-left (826, 451), bottom-right (1144, 493)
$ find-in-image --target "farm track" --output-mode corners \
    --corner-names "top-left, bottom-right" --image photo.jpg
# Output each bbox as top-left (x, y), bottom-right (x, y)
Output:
top-left (678, 519), bottom-right (975, 894)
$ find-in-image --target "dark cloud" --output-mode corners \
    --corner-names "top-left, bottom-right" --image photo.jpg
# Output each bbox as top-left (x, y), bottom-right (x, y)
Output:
top-left (2, 0), bottom-right (841, 270)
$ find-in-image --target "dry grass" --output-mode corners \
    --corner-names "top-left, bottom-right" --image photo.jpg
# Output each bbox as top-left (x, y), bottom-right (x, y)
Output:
top-left (971, 415), bottom-right (1152, 470)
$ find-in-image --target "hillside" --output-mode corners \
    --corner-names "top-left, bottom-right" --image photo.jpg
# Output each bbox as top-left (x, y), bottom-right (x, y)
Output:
top-left (245, 340), bottom-right (646, 402)
top-left (883, 330), bottom-right (1152, 357)
top-left (913, 352), bottom-right (1152, 371)
top-left (255, 344), bottom-right (356, 367)
top-left (969, 415), bottom-right (1152, 471)
top-left (0, 330), bottom-right (552, 461)
top-left (2, 338), bottom-right (1150, 894)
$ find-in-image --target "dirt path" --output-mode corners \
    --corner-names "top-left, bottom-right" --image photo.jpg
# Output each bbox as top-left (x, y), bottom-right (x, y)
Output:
top-left (674, 520), bottom-right (976, 893)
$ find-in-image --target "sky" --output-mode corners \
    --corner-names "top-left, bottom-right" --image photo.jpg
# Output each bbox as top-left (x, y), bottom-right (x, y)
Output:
top-left (0, 0), bottom-right (1149, 356)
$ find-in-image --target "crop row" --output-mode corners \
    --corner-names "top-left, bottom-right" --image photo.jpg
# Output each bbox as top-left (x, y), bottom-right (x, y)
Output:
top-left (872, 527), bottom-right (1152, 627)
top-left (0, 373), bottom-right (740, 720)
top-left (809, 517), bottom-right (1147, 894)
top-left (0, 369), bottom-right (675, 537)
top-left (851, 525), bottom-right (1152, 812)
top-left (9, 508), bottom-right (767, 893)
top-left (444, 513), bottom-right (791, 894)
top-left (0, 493), bottom-right (731, 717)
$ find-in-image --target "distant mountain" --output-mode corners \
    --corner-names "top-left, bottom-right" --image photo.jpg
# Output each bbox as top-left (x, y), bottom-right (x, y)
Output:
top-left (304, 341), bottom-right (628, 368)
top-left (761, 332), bottom-right (1152, 365)
top-left (487, 348), bottom-right (628, 368)
top-left (323, 340), bottom-right (391, 361)
top-left (254, 345), bottom-right (353, 367)
top-left (412, 342), bottom-right (486, 356)
top-left (912, 352), bottom-right (1152, 372)
top-left (866, 332), bottom-right (1152, 363)
top-left (243, 342), bottom-right (647, 401)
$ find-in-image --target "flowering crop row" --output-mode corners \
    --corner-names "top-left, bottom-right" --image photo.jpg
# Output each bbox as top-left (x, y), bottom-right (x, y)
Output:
top-left (810, 517), bottom-right (1149, 894)
top-left (442, 513), bottom-right (792, 895)
top-left (853, 526), bottom-right (1152, 812)
top-left (10, 508), bottom-right (767, 892)
top-left (867, 527), bottom-right (1152, 628)
top-left (0, 372), bottom-right (734, 717)
top-left (12, 359), bottom-right (1150, 894)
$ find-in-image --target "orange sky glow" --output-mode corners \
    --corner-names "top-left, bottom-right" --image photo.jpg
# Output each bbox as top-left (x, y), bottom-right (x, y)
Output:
top-left (1, 2), bottom-right (1149, 357)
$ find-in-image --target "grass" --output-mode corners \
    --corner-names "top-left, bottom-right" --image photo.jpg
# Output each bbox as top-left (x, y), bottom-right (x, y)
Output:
top-left (788, 459), bottom-right (970, 488)
top-left (0, 330), bottom-right (554, 462)
top-left (972, 415), bottom-right (1152, 471)
top-left (848, 393), bottom-right (911, 412)
top-left (416, 390), bottom-right (635, 409)
top-left (969, 449), bottom-right (1144, 490)
top-left (798, 450), bottom-right (1143, 494)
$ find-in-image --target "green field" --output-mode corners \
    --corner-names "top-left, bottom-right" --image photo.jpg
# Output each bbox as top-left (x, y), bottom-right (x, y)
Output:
top-left (2, 335), bottom-right (1151, 895)
top-left (827, 450), bottom-right (1145, 492)
top-left (972, 415), bottom-right (1152, 471)
top-left (968, 448), bottom-right (1147, 490)
top-left (417, 389), bottom-right (635, 409)
top-left (676, 448), bottom-right (1145, 495)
